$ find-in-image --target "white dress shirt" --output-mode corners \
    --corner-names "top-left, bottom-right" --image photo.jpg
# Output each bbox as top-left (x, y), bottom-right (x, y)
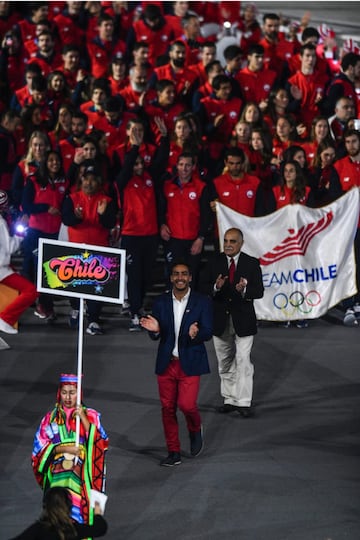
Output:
top-left (214, 252), bottom-right (241, 292)
top-left (227, 252), bottom-right (240, 269)
top-left (172, 289), bottom-right (190, 357)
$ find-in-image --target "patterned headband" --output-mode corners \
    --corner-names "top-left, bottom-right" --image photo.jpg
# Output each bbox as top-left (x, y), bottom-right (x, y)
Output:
top-left (60, 373), bottom-right (79, 384)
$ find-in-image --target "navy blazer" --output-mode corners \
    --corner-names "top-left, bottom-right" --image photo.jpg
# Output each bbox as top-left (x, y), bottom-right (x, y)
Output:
top-left (150, 289), bottom-right (213, 376)
top-left (201, 251), bottom-right (264, 337)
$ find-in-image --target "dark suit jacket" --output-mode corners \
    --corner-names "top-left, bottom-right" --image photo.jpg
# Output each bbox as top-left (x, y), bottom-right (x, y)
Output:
top-left (201, 251), bottom-right (264, 337)
top-left (150, 289), bottom-right (213, 376)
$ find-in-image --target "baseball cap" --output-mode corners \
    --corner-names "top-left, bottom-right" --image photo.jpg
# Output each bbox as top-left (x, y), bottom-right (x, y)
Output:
top-left (82, 160), bottom-right (100, 178)
top-left (112, 51), bottom-right (125, 63)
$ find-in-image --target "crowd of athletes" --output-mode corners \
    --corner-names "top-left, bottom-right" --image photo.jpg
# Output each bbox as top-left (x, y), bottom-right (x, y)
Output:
top-left (0, 1), bottom-right (360, 333)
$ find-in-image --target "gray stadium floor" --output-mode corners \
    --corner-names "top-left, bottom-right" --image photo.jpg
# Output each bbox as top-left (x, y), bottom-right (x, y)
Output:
top-left (1, 301), bottom-right (359, 540)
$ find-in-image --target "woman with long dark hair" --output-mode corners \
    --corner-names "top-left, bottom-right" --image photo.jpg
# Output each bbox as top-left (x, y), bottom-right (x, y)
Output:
top-left (166, 114), bottom-right (206, 175)
top-left (309, 140), bottom-right (342, 207)
top-left (281, 144), bottom-right (312, 185)
top-left (263, 87), bottom-right (290, 135)
top-left (48, 104), bottom-right (73, 148)
top-left (272, 114), bottom-right (299, 164)
top-left (21, 150), bottom-right (69, 318)
top-left (239, 101), bottom-right (267, 131)
top-left (11, 484), bottom-right (107, 539)
top-left (300, 115), bottom-right (333, 165)
top-left (271, 159), bottom-right (312, 210)
top-left (248, 127), bottom-right (275, 184)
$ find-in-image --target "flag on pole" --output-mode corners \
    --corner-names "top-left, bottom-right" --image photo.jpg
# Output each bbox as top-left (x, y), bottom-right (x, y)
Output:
top-left (216, 189), bottom-right (359, 321)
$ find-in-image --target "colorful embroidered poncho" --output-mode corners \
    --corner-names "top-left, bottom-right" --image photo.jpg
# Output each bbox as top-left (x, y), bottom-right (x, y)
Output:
top-left (32, 404), bottom-right (108, 525)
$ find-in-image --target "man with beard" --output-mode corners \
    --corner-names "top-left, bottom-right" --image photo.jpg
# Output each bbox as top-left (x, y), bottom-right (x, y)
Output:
top-left (332, 129), bottom-right (360, 326)
top-left (91, 95), bottom-right (136, 155)
top-left (150, 40), bottom-right (198, 105)
top-left (119, 65), bottom-right (155, 113)
top-left (259, 12), bottom-right (287, 83)
top-left (27, 30), bottom-right (62, 77)
top-left (140, 261), bottom-right (213, 466)
top-left (58, 111), bottom-right (88, 173)
top-left (131, 41), bottom-right (150, 69)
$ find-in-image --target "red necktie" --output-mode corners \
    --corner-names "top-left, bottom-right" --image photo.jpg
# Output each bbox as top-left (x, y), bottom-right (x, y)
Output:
top-left (229, 257), bottom-right (235, 284)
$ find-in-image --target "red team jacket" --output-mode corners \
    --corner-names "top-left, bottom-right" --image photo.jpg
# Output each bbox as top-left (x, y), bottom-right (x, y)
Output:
top-left (213, 173), bottom-right (260, 216)
top-left (68, 191), bottom-right (113, 246)
top-left (27, 175), bottom-right (69, 234)
top-left (236, 66), bottom-right (277, 104)
top-left (272, 184), bottom-right (311, 209)
top-left (121, 171), bottom-right (158, 236)
top-left (163, 176), bottom-right (206, 240)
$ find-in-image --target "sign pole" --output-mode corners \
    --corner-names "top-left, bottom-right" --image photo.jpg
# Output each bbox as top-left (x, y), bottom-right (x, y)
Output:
top-left (75, 297), bottom-right (85, 448)
top-left (36, 238), bottom-right (127, 451)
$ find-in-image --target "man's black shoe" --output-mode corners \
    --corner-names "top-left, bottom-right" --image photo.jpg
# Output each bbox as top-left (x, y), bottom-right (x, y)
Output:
top-left (217, 404), bottom-right (237, 413)
top-left (160, 452), bottom-right (181, 467)
top-left (189, 425), bottom-right (204, 457)
top-left (238, 407), bottom-right (253, 418)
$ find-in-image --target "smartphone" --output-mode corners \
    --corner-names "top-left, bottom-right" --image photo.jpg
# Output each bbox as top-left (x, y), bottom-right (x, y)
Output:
top-left (353, 119), bottom-right (360, 131)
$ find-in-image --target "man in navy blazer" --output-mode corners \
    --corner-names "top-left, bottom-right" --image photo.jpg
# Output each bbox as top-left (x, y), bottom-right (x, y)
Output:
top-left (140, 261), bottom-right (213, 467)
top-left (201, 227), bottom-right (264, 417)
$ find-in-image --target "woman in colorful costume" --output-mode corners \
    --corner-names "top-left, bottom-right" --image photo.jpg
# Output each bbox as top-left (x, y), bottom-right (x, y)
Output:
top-left (32, 374), bottom-right (109, 525)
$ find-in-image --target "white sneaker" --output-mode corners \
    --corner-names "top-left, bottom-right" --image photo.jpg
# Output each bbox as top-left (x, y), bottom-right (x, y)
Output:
top-left (121, 299), bottom-right (131, 316)
top-left (129, 314), bottom-right (141, 332)
top-left (343, 308), bottom-right (358, 327)
top-left (0, 317), bottom-right (18, 334)
top-left (86, 322), bottom-right (104, 335)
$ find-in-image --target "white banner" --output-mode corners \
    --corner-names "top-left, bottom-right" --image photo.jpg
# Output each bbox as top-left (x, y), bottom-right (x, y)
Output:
top-left (216, 189), bottom-right (360, 321)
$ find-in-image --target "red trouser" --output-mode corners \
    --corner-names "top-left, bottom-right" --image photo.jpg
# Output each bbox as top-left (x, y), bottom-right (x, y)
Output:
top-left (157, 357), bottom-right (201, 452)
top-left (0, 273), bottom-right (38, 325)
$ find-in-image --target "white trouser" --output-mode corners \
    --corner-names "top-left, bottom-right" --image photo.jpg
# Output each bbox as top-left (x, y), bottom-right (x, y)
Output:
top-left (213, 317), bottom-right (254, 407)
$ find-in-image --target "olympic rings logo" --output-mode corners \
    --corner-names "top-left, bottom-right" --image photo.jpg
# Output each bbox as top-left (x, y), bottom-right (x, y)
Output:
top-left (273, 290), bottom-right (321, 315)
